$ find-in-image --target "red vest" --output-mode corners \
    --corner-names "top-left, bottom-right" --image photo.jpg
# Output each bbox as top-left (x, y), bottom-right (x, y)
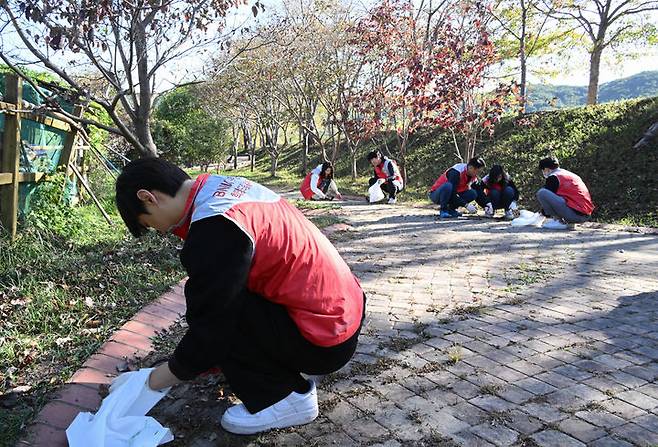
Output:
top-left (430, 163), bottom-right (475, 193)
top-left (374, 158), bottom-right (403, 185)
top-left (300, 165), bottom-right (324, 200)
top-left (175, 175), bottom-right (364, 347)
top-left (481, 174), bottom-right (505, 193)
top-left (553, 169), bottom-right (595, 215)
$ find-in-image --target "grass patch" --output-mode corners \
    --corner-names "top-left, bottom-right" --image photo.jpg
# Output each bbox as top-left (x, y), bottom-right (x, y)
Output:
top-left (0, 185), bottom-right (183, 446)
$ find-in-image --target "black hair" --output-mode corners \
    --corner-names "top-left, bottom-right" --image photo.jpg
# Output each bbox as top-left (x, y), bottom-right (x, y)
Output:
top-left (488, 164), bottom-right (507, 186)
top-left (366, 150), bottom-right (382, 162)
top-left (467, 156), bottom-right (486, 169)
top-left (538, 155), bottom-right (559, 170)
top-left (115, 157), bottom-right (191, 237)
top-left (320, 161), bottom-right (334, 179)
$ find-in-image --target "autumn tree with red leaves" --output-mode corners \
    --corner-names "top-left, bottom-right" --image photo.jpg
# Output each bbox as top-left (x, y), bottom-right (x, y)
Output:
top-left (348, 0), bottom-right (517, 181)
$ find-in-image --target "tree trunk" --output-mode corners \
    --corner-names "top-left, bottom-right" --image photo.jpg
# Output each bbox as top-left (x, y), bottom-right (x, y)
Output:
top-left (231, 126), bottom-right (239, 170)
top-left (300, 125), bottom-right (309, 175)
top-left (134, 20), bottom-right (158, 157)
top-left (133, 114), bottom-right (158, 157)
top-left (351, 151), bottom-right (357, 181)
top-left (399, 137), bottom-right (408, 185)
top-left (270, 152), bottom-right (278, 177)
top-left (587, 45), bottom-right (603, 105)
top-left (519, 0), bottom-right (528, 114)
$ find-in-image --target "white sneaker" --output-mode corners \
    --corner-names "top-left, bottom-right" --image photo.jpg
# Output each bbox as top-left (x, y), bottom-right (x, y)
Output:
top-left (465, 203), bottom-right (477, 214)
top-left (504, 209), bottom-right (515, 220)
top-left (484, 203), bottom-right (494, 217)
top-left (220, 381), bottom-right (319, 434)
top-left (542, 218), bottom-right (568, 230)
top-left (387, 197), bottom-right (397, 204)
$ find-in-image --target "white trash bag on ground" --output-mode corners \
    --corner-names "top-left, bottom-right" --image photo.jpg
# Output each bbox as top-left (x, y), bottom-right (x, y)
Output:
top-left (511, 210), bottom-right (545, 227)
top-left (368, 183), bottom-right (385, 203)
top-left (66, 368), bottom-right (173, 447)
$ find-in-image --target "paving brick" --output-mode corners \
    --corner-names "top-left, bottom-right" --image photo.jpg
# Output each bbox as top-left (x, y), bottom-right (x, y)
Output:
top-left (589, 435), bottom-right (634, 447)
top-left (109, 329), bottom-right (153, 352)
top-left (616, 389), bottom-right (658, 410)
top-left (531, 429), bottom-right (586, 447)
top-left (515, 377), bottom-right (558, 395)
top-left (611, 422), bottom-right (658, 446)
top-left (35, 401), bottom-right (82, 429)
top-left (558, 417), bottom-right (607, 443)
top-left (83, 353), bottom-right (125, 375)
top-left (54, 383), bottom-right (102, 411)
top-left (470, 423), bottom-right (519, 446)
top-left (68, 366), bottom-right (115, 387)
top-left (19, 423), bottom-right (68, 446)
top-left (521, 403), bottom-right (568, 423)
top-left (469, 395), bottom-right (515, 413)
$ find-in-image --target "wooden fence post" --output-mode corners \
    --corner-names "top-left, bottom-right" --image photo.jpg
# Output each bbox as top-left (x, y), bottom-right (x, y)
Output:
top-left (0, 75), bottom-right (22, 239)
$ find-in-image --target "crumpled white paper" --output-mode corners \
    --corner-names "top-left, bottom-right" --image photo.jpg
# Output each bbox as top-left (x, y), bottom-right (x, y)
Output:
top-left (66, 368), bottom-right (173, 447)
top-left (511, 210), bottom-right (545, 227)
top-left (368, 182), bottom-right (385, 203)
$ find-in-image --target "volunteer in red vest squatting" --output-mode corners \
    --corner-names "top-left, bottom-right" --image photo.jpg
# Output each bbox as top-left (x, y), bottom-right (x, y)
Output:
top-left (428, 157), bottom-right (486, 218)
top-left (474, 164), bottom-right (520, 220)
top-left (367, 150), bottom-right (404, 204)
top-left (536, 155), bottom-right (595, 230)
top-left (300, 161), bottom-right (343, 201)
top-left (115, 157), bottom-right (365, 435)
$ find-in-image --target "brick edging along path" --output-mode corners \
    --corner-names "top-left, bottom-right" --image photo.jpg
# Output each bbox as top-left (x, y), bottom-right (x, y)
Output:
top-left (17, 281), bottom-right (188, 447)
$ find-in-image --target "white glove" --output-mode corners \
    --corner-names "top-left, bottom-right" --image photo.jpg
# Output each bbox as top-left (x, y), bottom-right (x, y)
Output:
top-left (510, 201), bottom-right (518, 210)
top-left (377, 178), bottom-right (386, 185)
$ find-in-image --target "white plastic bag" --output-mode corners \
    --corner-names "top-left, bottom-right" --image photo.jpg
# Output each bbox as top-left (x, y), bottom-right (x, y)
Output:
top-left (66, 368), bottom-right (173, 447)
top-left (511, 210), bottom-right (544, 227)
top-left (368, 183), bottom-right (385, 203)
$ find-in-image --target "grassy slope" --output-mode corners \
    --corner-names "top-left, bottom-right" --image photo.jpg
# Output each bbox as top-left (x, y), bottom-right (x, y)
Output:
top-left (250, 96), bottom-right (658, 227)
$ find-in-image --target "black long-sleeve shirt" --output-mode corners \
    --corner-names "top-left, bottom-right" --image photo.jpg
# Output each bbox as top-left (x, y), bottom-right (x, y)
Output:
top-left (544, 175), bottom-right (559, 194)
top-left (168, 215), bottom-right (253, 380)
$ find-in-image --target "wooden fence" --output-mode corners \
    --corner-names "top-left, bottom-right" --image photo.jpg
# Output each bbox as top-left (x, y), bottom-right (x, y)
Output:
top-left (0, 74), bottom-right (83, 240)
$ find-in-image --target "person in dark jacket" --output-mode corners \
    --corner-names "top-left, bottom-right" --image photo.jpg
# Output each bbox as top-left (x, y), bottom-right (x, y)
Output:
top-left (428, 157), bottom-right (486, 218)
top-left (367, 150), bottom-right (404, 204)
top-left (115, 157), bottom-right (365, 435)
top-left (474, 164), bottom-right (520, 219)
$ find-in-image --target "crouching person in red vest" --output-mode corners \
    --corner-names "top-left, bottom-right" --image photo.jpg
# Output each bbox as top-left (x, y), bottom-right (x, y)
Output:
top-left (474, 164), bottom-right (520, 220)
top-left (429, 157), bottom-right (486, 218)
top-left (300, 161), bottom-right (342, 200)
top-left (367, 150), bottom-right (404, 204)
top-left (536, 156), bottom-right (594, 230)
top-left (115, 158), bottom-right (365, 435)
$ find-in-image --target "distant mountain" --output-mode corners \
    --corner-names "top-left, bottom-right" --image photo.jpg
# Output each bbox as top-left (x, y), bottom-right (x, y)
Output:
top-left (526, 71), bottom-right (658, 112)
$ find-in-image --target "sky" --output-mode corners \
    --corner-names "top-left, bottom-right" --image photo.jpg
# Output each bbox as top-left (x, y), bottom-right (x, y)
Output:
top-left (1, 3), bottom-right (657, 90)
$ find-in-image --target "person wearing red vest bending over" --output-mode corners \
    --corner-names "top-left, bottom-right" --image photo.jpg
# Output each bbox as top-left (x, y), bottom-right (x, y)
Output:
top-left (536, 156), bottom-right (594, 230)
top-left (367, 150), bottom-right (404, 204)
top-left (300, 161), bottom-right (342, 200)
top-left (115, 158), bottom-right (365, 435)
top-left (429, 156), bottom-right (486, 218)
top-left (474, 164), bottom-right (520, 220)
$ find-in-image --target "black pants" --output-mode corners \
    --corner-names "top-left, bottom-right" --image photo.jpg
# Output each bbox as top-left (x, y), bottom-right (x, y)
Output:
top-left (368, 177), bottom-right (400, 199)
top-left (220, 291), bottom-right (365, 413)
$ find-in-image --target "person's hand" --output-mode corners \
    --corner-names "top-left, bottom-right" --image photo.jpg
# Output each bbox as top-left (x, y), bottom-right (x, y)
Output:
top-left (148, 362), bottom-right (181, 391)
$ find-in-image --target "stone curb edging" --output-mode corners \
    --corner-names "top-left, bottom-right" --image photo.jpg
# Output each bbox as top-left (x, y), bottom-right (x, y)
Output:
top-left (16, 281), bottom-right (187, 447)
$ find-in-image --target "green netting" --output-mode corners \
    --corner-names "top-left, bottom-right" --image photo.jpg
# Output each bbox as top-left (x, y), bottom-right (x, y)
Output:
top-left (1, 73), bottom-right (75, 216)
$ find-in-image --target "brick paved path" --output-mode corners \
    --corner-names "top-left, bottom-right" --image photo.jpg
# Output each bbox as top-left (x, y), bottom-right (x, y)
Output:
top-left (259, 199), bottom-right (658, 447)
top-left (20, 198), bottom-right (658, 446)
